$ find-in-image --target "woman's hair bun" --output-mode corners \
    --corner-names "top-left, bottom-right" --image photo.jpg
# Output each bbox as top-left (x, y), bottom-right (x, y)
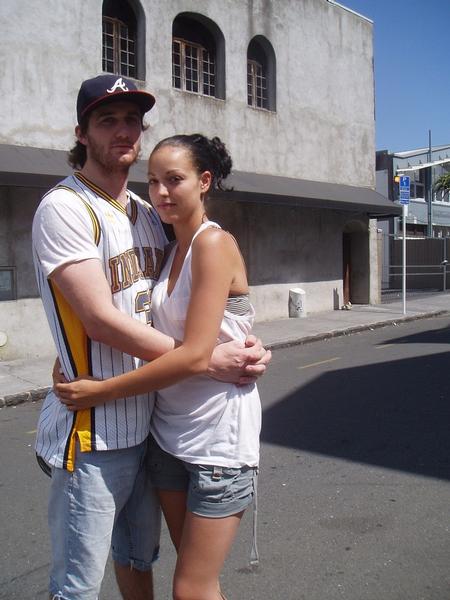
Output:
top-left (152, 133), bottom-right (233, 192)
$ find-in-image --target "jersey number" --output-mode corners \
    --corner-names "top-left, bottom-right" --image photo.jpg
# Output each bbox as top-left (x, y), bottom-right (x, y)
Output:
top-left (135, 290), bottom-right (152, 325)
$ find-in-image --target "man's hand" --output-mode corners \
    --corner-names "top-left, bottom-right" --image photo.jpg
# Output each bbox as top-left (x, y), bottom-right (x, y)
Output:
top-left (52, 357), bottom-right (68, 386)
top-left (208, 335), bottom-right (272, 385)
top-left (240, 334), bottom-right (272, 384)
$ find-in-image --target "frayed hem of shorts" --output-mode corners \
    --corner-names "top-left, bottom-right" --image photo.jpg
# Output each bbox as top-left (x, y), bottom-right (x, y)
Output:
top-left (189, 498), bottom-right (253, 519)
top-left (112, 547), bottom-right (159, 571)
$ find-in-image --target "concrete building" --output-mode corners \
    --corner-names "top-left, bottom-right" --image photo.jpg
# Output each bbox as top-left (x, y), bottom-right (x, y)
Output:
top-left (376, 144), bottom-right (450, 291)
top-left (0, 0), bottom-right (398, 359)
top-left (376, 145), bottom-right (450, 238)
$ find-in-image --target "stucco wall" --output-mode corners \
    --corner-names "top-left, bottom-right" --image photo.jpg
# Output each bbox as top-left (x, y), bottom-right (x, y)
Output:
top-left (207, 198), bottom-right (367, 320)
top-left (0, 298), bottom-right (54, 360)
top-left (1, 0), bottom-right (375, 187)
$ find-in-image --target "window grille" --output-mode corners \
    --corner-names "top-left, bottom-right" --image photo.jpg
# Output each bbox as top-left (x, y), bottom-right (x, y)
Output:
top-left (247, 59), bottom-right (267, 109)
top-left (102, 16), bottom-right (136, 78)
top-left (172, 38), bottom-right (215, 97)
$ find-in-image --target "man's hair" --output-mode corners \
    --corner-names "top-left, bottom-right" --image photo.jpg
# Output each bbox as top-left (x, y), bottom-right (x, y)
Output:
top-left (67, 116), bottom-right (89, 170)
top-left (67, 111), bottom-right (148, 170)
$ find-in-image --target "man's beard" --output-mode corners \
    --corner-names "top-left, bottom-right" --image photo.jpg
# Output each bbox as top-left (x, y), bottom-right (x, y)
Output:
top-left (87, 135), bottom-right (140, 175)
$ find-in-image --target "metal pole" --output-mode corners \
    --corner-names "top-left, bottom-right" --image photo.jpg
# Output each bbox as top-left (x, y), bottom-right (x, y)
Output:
top-left (443, 240), bottom-right (447, 292)
top-left (402, 203), bottom-right (407, 315)
top-left (427, 129), bottom-right (433, 237)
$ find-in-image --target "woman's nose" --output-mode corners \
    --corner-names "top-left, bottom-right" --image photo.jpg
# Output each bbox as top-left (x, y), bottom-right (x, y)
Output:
top-left (158, 183), bottom-right (169, 196)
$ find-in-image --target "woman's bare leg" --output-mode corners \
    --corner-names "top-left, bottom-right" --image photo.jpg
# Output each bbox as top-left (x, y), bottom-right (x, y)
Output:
top-left (172, 510), bottom-right (244, 600)
top-left (157, 489), bottom-right (187, 552)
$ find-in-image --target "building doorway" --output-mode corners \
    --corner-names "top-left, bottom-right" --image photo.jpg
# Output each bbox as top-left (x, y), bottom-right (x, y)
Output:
top-left (342, 220), bottom-right (369, 305)
top-left (343, 232), bottom-right (351, 305)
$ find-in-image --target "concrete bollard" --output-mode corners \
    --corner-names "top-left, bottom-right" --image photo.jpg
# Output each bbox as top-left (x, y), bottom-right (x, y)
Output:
top-left (288, 288), bottom-right (307, 318)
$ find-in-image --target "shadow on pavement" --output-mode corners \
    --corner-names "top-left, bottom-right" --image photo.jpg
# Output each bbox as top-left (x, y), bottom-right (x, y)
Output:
top-left (385, 322), bottom-right (450, 346)
top-left (261, 351), bottom-right (450, 481)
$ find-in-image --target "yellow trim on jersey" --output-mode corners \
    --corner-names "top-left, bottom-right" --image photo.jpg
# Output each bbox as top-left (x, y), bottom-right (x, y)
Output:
top-left (75, 172), bottom-right (128, 215)
top-left (129, 197), bottom-right (138, 225)
top-left (50, 281), bottom-right (93, 470)
top-left (54, 185), bottom-right (101, 245)
top-left (65, 410), bottom-right (93, 472)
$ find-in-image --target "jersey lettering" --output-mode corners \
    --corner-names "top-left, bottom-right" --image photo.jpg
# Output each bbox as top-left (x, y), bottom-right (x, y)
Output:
top-left (142, 247), bottom-right (164, 281)
top-left (109, 255), bottom-right (121, 293)
top-left (119, 249), bottom-right (140, 289)
top-left (109, 247), bottom-right (164, 294)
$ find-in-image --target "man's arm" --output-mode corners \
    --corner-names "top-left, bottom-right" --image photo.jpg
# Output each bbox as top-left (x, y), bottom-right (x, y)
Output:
top-left (52, 258), bottom-right (271, 380)
top-left (51, 258), bottom-right (175, 361)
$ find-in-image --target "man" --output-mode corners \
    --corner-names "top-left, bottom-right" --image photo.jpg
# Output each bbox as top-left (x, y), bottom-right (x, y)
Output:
top-left (32, 74), bottom-right (270, 600)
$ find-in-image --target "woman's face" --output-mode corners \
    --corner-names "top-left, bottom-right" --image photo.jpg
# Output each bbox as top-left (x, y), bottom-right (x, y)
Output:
top-left (147, 145), bottom-right (211, 225)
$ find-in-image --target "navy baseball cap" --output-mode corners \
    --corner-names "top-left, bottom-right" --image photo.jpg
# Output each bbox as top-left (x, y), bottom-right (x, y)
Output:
top-left (76, 74), bottom-right (155, 123)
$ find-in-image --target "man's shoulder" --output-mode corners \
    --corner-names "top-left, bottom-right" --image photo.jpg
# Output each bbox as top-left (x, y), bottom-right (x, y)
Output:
top-left (33, 174), bottom-right (91, 230)
top-left (40, 175), bottom-right (79, 205)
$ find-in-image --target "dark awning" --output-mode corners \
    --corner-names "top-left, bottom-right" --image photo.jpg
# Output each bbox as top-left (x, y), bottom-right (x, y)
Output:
top-left (0, 143), bottom-right (401, 217)
top-left (221, 171), bottom-right (402, 217)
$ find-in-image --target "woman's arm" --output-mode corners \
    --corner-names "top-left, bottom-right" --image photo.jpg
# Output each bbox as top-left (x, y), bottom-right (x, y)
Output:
top-left (56, 229), bottom-right (242, 409)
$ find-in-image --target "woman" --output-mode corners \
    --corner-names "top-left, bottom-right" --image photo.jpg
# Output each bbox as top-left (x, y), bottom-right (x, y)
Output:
top-left (56, 134), bottom-right (261, 600)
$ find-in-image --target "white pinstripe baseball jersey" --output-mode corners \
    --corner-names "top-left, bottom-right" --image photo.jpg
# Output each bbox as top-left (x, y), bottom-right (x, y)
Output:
top-left (32, 172), bottom-right (167, 471)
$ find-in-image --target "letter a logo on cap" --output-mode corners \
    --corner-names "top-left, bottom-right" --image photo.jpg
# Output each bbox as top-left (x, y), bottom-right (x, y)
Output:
top-left (107, 77), bottom-right (129, 93)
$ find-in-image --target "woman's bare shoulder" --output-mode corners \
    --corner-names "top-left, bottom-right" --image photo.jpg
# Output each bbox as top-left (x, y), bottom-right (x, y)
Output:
top-left (193, 226), bottom-right (239, 254)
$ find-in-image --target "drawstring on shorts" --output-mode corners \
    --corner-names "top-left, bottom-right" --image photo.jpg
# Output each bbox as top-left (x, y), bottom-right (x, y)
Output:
top-left (250, 467), bottom-right (259, 567)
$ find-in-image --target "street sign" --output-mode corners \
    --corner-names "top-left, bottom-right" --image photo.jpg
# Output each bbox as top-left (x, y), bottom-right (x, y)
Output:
top-left (399, 175), bottom-right (410, 205)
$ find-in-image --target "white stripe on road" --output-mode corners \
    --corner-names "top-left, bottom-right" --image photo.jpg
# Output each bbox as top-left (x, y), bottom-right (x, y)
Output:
top-left (299, 357), bottom-right (340, 369)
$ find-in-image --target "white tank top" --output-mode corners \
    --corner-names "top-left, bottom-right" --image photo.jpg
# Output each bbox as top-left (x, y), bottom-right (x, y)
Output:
top-left (150, 221), bottom-right (261, 467)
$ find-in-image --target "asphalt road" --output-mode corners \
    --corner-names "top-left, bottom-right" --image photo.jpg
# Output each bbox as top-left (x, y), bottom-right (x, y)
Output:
top-left (1, 315), bottom-right (449, 600)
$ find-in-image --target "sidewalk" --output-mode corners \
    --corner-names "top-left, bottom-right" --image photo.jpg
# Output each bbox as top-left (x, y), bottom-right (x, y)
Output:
top-left (1, 291), bottom-right (449, 407)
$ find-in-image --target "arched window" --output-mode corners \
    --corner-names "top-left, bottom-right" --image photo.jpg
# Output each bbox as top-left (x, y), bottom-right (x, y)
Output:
top-left (102, 0), bottom-right (145, 80)
top-left (172, 13), bottom-right (225, 99)
top-left (247, 36), bottom-right (276, 111)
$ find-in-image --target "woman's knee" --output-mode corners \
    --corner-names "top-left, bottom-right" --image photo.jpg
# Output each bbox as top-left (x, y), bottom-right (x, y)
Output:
top-left (173, 576), bottom-right (218, 600)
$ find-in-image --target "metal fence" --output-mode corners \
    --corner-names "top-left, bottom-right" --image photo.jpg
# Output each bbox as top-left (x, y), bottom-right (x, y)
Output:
top-left (381, 234), bottom-right (450, 292)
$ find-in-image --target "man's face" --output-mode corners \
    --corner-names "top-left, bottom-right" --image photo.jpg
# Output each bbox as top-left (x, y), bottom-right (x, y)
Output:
top-left (77, 101), bottom-right (143, 173)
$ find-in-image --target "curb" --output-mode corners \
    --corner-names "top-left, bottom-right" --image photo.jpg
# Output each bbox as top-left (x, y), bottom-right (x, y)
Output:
top-left (264, 309), bottom-right (449, 350)
top-left (0, 386), bottom-right (50, 409)
top-left (1, 309), bottom-right (449, 408)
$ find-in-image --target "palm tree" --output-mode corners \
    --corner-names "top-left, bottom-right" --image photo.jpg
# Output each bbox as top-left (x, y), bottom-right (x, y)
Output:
top-left (434, 172), bottom-right (450, 194)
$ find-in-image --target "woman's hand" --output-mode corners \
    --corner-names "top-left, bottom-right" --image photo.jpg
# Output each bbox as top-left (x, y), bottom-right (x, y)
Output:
top-left (55, 377), bottom-right (111, 411)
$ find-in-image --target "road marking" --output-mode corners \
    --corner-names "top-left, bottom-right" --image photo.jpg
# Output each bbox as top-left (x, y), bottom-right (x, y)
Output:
top-left (375, 344), bottom-right (394, 349)
top-left (299, 357), bottom-right (340, 369)
top-left (27, 429), bottom-right (37, 434)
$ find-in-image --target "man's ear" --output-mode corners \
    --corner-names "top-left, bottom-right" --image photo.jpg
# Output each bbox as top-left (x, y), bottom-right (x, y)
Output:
top-left (75, 125), bottom-right (87, 146)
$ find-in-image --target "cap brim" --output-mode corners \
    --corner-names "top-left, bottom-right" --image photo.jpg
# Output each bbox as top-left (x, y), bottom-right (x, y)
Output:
top-left (80, 90), bottom-right (156, 120)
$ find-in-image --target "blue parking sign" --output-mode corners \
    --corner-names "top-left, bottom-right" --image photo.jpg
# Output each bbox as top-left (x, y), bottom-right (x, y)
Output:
top-left (399, 175), bottom-right (410, 205)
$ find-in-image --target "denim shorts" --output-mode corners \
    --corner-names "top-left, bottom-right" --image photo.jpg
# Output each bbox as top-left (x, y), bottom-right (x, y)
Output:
top-left (48, 439), bottom-right (161, 600)
top-left (147, 435), bottom-right (257, 518)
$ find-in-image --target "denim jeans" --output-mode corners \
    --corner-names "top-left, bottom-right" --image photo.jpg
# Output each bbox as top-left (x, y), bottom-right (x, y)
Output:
top-left (48, 439), bottom-right (160, 600)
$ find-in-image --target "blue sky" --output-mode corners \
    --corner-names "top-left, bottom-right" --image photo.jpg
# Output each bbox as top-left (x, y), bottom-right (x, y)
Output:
top-left (339, 0), bottom-right (450, 152)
